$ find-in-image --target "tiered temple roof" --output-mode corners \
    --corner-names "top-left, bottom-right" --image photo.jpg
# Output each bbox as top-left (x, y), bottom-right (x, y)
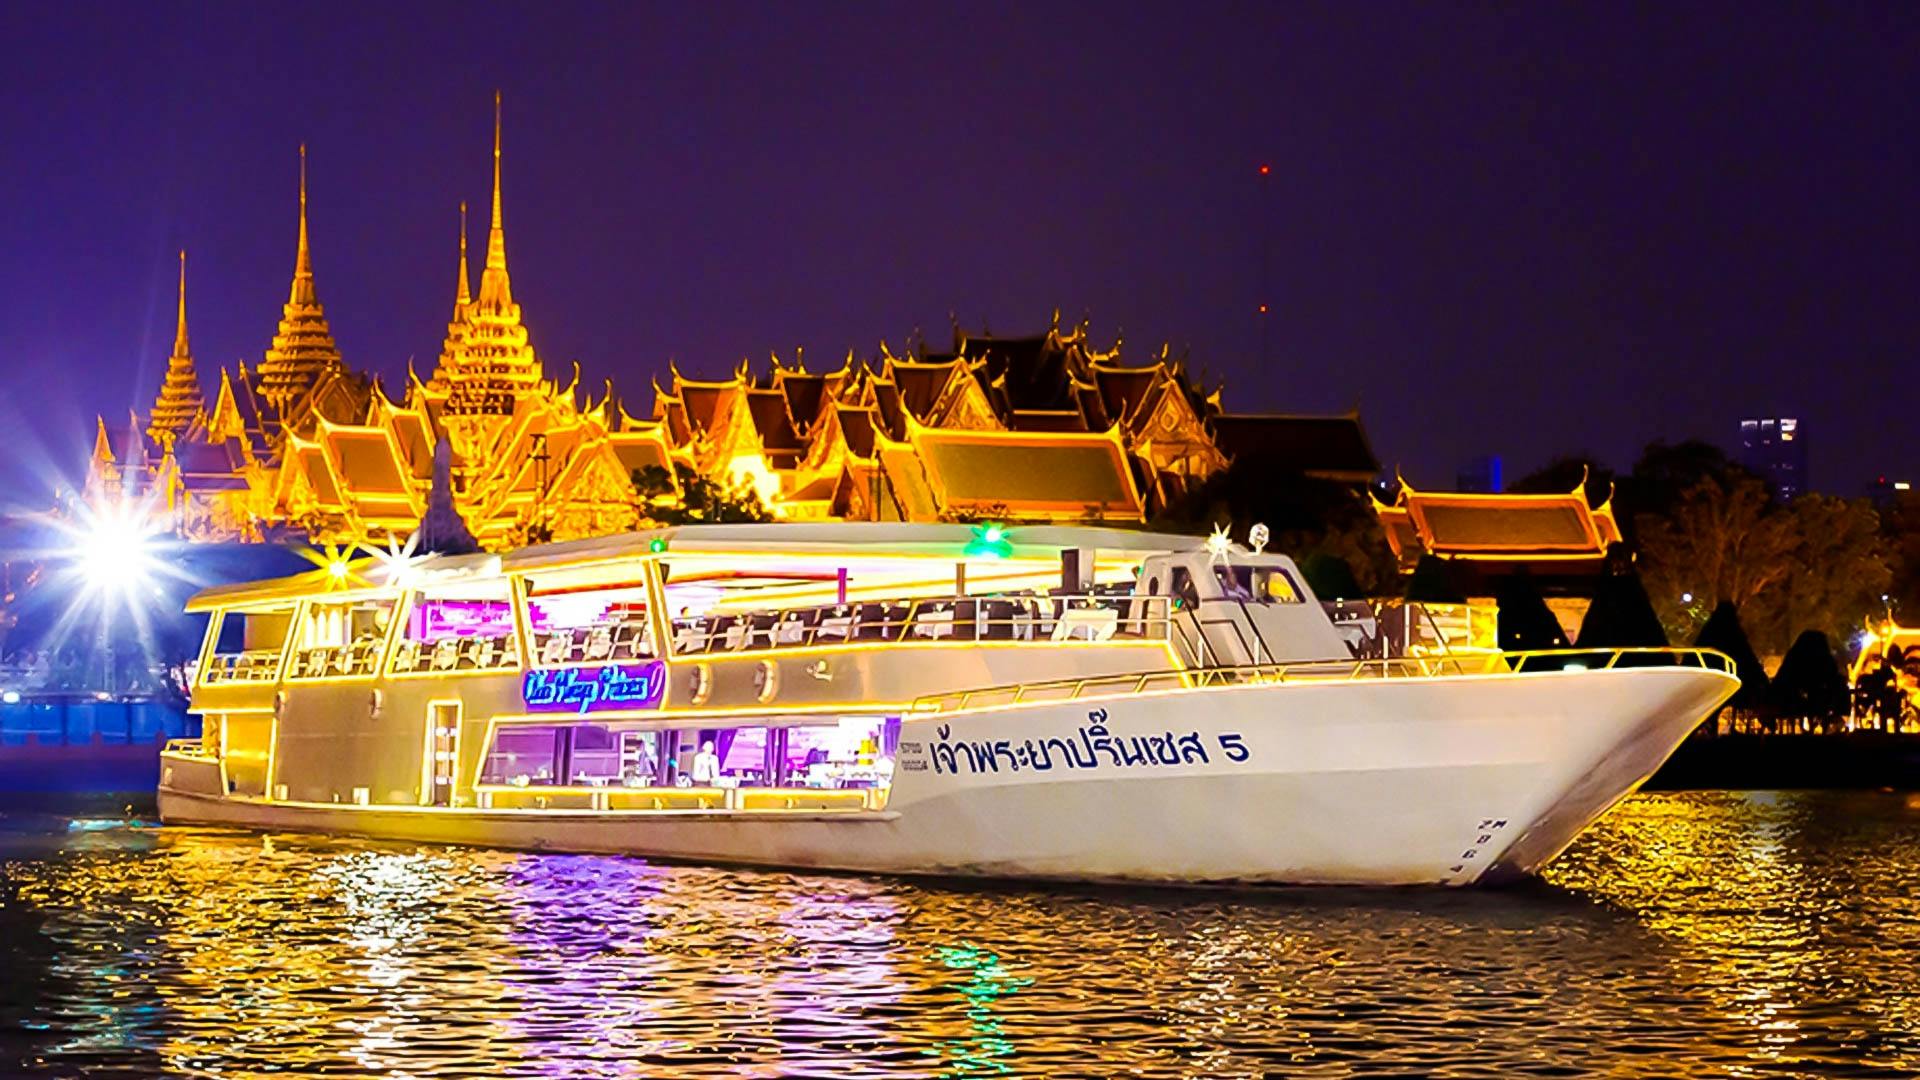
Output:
top-left (254, 147), bottom-right (365, 436)
top-left (1374, 480), bottom-right (1623, 572)
top-left (646, 318), bottom-right (1244, 524)
top-left (430, 94), bottom-right (543, 419)
top-left (145, 251), bottom-right (204, 450)
top-left (92, 100), bottom-right (1383, 551)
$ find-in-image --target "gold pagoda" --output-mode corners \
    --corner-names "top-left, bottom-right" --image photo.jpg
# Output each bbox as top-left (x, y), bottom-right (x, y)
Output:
top-left (89, 99), bottom-right (1381, 552)
top-left (145, 251), bottom-right (203, 451)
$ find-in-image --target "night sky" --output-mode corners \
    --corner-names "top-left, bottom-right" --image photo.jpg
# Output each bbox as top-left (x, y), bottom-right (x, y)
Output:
top-left (1, 3), bottom-right (1915, 503)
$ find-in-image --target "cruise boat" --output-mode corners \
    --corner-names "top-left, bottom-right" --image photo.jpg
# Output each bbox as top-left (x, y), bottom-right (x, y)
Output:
top-left (159, 523), bottom-right (1737, 886)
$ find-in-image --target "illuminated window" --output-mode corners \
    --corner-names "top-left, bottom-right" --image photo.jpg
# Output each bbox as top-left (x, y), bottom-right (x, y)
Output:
top-left (1211, 566), bottom-right (1304, 605)
top-left (199, 606), bottom-right (293, 684)
top-left (525, 577), bottom-right (654, 667)
top-left (393, 581), bottom-right (519, 675)
top-left (286, 598), bottom-right (394, 679)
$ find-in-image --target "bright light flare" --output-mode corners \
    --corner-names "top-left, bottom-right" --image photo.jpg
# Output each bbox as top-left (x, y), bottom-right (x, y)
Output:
top-left (726, 454), bottom-right (784, 517)
top-left (360, 531), bottom-right (424, 587)
top-left (74, 503), bottom-right (160, 595)
top-left (299, 542), bottom-right (363, 591)
top-left (1206, 524), bottom-right (1233, 562)
top-left (30, 490), bottom-right (204, 690)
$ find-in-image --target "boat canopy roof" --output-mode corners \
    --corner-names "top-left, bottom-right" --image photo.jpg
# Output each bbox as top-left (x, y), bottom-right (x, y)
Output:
top-left (186, 523), bottom-right (1208, 612)
top-left (506, 522), bottom-right (1205, 570)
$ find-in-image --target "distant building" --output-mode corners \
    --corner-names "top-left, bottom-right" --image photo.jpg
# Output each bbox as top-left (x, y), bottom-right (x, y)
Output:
top-left (1455, 455), bottom-right (1504, 494)
top-left (1738, 417), bottom-right (1808, 500)
top-left (1867, 476), bottom-right (1913, 509)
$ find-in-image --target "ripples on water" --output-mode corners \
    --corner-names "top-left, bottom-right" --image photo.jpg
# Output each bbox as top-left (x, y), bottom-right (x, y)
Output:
top-left (1, 792), bottom-right (1918, 1078)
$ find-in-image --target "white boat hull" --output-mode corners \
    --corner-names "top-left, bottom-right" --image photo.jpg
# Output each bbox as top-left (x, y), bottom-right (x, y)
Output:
top-left (161, 665), bottom-right (1735, 886)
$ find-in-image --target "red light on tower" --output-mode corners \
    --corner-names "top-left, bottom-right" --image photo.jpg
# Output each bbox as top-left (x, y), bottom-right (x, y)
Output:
top-left (1257, 304), bottom-right (1269, 315)
top-left (1258, 164), bottom-right (1271, 176)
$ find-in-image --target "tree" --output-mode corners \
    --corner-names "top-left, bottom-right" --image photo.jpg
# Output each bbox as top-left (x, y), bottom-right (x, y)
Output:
top-left (1298, 551), bottom-right (1363, 601)
top-left (1495, 571), bottom-right (1569, 652)
top-left (1881, 490), bottom-right (1920, 623)
top-left (1634, 472), bottom-right (1798, 650)
top-left (1577, 560), bottom-right (1668, 648)
top-left (633, 464), bottom-right (773, 525)
top-left (1151, 463), bottom-right (1396, 595)
top-left (1627, 440), bottom-right (1744, 519)
top-left (1779, 494), bottom-right (1891, 648)
top-left (1770, 630), bottom-right (1849, 727)
top-left (1692, 601), bottom-right (1769, 719)
top-left (1404, 554), bottom-right (1468, 604)
top-left (1508, 455), bottom-right (1615, 508)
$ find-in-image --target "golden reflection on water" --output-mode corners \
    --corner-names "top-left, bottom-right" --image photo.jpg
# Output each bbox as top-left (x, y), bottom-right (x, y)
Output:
top-left (1547, 791), bottom-right (1920, 1078)
top-left (2, 792), bottom-right (1918, 1078)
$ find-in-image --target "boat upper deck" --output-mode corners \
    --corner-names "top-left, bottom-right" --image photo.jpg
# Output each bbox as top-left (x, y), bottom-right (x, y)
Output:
top-left (187, 523), bottom-right (1208, 612)
top-left (185, 524), bottom-right (1231, 695)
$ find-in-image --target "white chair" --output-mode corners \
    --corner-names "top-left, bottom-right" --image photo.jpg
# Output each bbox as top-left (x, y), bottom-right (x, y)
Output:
top-left (1052, 607), bottom-right (1118, 642)
top-left (584, 626), bottom-right (613, 661)
top-left (673, 621), bottom-right (708, 653)
top-left (912, 608), bottom-right (955, 640)
top-left (470, 635), bottom-right (500, 669)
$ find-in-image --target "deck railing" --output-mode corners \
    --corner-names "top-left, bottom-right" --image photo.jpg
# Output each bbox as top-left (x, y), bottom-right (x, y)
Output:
top-left (665, 591), bottom-right (1167, 657)
top-left (911, 647), bottom-right (1738, 715)
top-left (391, 632), bottom-right (521, 676)
top-left (199, 649), bottom-right (284, 685)
top-left (161, 738), bottom-right (215, 758)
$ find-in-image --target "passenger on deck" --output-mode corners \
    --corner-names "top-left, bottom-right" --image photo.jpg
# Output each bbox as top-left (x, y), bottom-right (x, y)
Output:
top-left (691, 740), bottom-right (721, 786)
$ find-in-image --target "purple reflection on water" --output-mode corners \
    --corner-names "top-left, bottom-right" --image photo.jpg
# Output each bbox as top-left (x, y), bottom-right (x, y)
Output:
top-left (493, 856), bottom-right (907, 1076)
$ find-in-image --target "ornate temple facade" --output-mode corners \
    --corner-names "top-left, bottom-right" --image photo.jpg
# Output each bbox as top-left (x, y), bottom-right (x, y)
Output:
top-left (88, 99), bottom-right (1380, 552)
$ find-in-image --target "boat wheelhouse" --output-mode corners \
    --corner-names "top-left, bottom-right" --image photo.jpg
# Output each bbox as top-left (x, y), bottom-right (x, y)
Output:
top-left (162, 523), bottom-right (1738, 886)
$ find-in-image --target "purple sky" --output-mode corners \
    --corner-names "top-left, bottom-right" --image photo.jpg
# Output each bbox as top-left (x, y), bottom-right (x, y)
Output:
top-left (1, 3), bottom-right (1915, 503)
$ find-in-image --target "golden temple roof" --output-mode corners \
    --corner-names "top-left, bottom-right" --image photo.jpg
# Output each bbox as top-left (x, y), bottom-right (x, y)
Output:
top-left (255, 145), bottom-right (346, 425)
top-left (437, 201), bottom-right (472, 370)
top-left (1375, 479), bottom-right (1622, 569)
top-left (147, 250), bottom-right (204, 449)
top-left (435, 93), bottom-right (543, 416)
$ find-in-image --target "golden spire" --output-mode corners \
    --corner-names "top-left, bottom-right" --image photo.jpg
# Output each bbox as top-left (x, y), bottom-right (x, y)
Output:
top-left (172, 248), bottom-right (190, 359)
top-left (478, 90), bottom-right (513, 310)
top-left (290, 144), bottom-right (316, 306)
top-left (148, 249), bottom-right (205, 449)
top-left (257, 142), bottom-right (344, 426)
top-left (434, 92), bottom-right (541, 416)
top-left (456, 200), bottom-right (471, 306)
top-left (434, 202), bottom-right (473, 383)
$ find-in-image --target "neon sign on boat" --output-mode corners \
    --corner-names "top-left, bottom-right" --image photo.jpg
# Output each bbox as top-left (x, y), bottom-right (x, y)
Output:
top-left (522, 662), bottom-right (667, 715)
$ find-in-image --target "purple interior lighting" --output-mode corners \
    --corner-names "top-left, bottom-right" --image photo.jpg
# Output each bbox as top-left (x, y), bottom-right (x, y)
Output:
top-left (414, 599), bottom-right (513, 642)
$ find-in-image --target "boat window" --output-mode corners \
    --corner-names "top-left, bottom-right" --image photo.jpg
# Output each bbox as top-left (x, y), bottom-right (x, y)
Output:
top-left (685, 716), bottom-right (899, 790)
top-left (1213, 565), bottom-right (1303, 605)
top-left (475, 717), bottom-right (898, 798)
top-left (285, 599), bottom-right (394, 680)
top-left (1170, 568), bottom-right (1202, 610)
top-left (392, 582), bottom-right (520, 676)
top-left (481, 724), bottom-right (666, 787)
top-left (526, 579), bottom-right (654, 667)
top-left (199, 607), bottom-right (292, 685)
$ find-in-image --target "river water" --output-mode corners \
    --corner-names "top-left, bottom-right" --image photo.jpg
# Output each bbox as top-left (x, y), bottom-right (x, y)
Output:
top-left (0, 791), bottom-right (1916, 1078)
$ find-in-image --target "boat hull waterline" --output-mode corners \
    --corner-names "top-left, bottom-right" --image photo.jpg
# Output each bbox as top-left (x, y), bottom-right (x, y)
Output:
top-left (161, 665), bottom-right (1737, 886)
